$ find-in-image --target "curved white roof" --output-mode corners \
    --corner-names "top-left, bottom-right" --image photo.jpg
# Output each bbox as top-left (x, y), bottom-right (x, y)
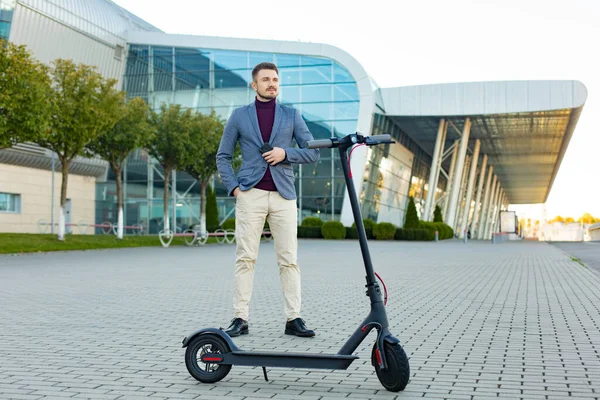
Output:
top-left (380, 80), bottom-right (587, 116)
top-left (381, 80), bottom-right (587, 204)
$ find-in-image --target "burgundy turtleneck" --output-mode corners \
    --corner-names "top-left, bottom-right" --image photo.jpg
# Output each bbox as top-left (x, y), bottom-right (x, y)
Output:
top-left (255, 97), bottom-right (277, 191)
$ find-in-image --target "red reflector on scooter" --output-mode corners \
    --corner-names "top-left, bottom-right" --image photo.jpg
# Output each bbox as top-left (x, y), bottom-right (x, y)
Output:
top-left (203, 356), bottom-right (223, 362)
top-left (375, 349), bottom-right (382, 366)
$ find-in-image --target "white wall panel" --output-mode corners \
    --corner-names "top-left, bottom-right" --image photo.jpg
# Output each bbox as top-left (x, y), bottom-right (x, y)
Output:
top-left (10, 3), bottom-right (126, 86)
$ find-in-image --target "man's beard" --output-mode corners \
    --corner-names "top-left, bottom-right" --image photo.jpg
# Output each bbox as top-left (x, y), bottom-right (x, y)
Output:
top-left (258, 88), bottom-right (277, 100)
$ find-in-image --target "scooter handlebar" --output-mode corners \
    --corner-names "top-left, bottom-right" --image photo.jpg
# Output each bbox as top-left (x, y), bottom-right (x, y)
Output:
top-left (306, 139), bottom-right (333, 149)
top-left (306, 134), bottom-right (394, 149)
top-left (365, 134), bottom-right (393, 145)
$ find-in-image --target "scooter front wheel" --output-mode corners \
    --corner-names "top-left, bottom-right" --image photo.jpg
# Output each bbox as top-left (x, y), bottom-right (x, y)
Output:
top-left (185, 334), bottom-right (232, 383)
top-left (372, 342), bottom-right (410, 392)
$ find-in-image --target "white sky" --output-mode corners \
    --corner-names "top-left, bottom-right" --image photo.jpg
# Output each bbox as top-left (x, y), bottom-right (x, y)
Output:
top-left (112, 0), bottom-right (600, 220)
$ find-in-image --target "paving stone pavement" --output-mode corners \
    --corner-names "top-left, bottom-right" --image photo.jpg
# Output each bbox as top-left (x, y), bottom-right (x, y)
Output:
top-left (2, 239), bottom-right (600, 400)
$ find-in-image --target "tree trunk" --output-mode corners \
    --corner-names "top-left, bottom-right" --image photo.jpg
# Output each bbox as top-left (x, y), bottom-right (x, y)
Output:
top-left (58, 158), bottom-right (70, 241)
top-left (200, 180), bottom-right (207, 237)
top-left (114, 164), bottom-right (124, 240)
top-left (163, 166), bottom-right (171, 233)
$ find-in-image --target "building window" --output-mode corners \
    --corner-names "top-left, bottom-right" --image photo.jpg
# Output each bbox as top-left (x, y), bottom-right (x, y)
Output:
top-left (114, 44), bottom-right (124, 60)
top-left (0, 192), bottom-right (21, 213)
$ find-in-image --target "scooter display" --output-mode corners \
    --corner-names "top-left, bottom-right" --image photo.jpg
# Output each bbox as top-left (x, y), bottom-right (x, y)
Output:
top-left (182, 133), bottom-right (410, 392)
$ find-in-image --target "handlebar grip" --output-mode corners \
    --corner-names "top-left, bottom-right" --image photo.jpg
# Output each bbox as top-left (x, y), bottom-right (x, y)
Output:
top-left (306, 139), bottom-right (333, 149)
top-left (367, 134), bottom-right (393, 142)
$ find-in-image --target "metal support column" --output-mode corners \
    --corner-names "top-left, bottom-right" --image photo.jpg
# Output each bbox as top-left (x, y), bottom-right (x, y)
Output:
top-left (477, 173), bottom-right (496, 239)
top-left (442, 139), bottom-right (459, 220)
top-left (455, 155), bottom-right (471, 233)
top-left (445, 118), bottom-right (471, 232)
top-left (470, 154), bottom-right (487, 239)
top-left (478, 171), bottom-right (495, 240)
top-left (423, 118), bottom-right (446, 221)
top-left (489, 186), bottom-right (503, 238)
top-left (459, 139), bottom-right (480, 239)
top-left (483, 179), bottom-right (499, 239)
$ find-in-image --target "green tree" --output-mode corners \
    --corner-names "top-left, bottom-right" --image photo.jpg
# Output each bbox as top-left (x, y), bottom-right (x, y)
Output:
top-left (565, 217), bottom-right (575, 224)
top-left (0, 40), bottom-right (52, 149)
top-left (404, 196), bottom-right (420, 229)
top-left (36, 59), bottom-right (122, 241)
top-left (433, 204), bottom-right (444, 223)
top-left (181, 110), bottom-right (226, 236)
top-left (148, 103), bottom-right (193, 234)
top-left (86, 97), bottom-right (153, 239)
top-left (206, 186), bottom-right (219, 232)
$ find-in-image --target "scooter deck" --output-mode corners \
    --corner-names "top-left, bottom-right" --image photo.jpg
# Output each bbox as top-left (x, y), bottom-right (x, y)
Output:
top-left (210, 351), bottom-right (359, 370)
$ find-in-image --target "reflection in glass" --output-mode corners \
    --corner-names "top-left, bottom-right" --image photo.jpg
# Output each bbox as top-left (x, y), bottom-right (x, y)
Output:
top-left (115, 46), bottom-right (363, 226)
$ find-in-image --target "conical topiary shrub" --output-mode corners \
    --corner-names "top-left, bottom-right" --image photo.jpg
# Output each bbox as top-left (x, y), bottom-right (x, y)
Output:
top-left (433, 204), bottom-right (443, 223)
top-left (404, 196), bottom-right (420, 229)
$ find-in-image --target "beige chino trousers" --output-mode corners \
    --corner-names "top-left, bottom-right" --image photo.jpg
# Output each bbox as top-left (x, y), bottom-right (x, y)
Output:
top-left (234, 188), bottom-right (301, 321)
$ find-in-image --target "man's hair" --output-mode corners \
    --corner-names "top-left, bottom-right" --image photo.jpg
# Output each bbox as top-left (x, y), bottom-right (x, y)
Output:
top-left (252, 62), bottom-right (278, 81)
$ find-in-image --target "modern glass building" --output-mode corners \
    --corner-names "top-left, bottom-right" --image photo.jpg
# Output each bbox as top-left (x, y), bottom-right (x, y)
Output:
top-left (0, 0), bottom-right (15, 41)
top-left (0, 0), bottom-right (586, 239)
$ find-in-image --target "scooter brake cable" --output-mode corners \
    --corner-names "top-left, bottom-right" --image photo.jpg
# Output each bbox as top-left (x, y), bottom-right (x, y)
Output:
top-left (374, 272), bottom-right (388, 306)
top-left (347, 143), bottom-right (366, 178)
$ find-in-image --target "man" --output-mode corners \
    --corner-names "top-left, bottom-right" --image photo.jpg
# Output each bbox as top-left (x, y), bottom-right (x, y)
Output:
top-left (216, 62), bottom-right (320, 338)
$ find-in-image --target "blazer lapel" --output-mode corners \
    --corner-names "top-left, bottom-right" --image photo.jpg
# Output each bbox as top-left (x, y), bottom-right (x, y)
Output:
top-left (268, 103), bottom-right (283, 144)
top-left (247, 102), bottom-right (263, 144)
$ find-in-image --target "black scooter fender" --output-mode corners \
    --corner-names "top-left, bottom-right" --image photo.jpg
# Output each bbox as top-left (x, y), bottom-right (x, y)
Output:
top-left (182, 327), bottom-right (240, 351)
top-left (376, 328), bottom-right (401, 371)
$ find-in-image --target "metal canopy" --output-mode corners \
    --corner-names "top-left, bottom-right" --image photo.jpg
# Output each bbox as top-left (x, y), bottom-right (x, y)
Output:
top-left (389, 108), bottom-right (580, 204)
top-left (380, 80), bottom-right (587, 205)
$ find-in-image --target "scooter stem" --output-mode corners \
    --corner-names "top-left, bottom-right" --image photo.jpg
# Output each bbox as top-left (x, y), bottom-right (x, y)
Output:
top-left (338, 145), bottom-right (378, 289)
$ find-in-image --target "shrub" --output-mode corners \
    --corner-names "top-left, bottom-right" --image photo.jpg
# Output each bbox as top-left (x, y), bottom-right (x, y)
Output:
top-left (404, 197), bottom-right (420, 229)
top-left (301, 217), bottom-right (323, 227)
top-left (395, 228), bottom-right (435, 241)
top-left (373, 222), bottom-right (396, 240)
top-left (321, 221), bottom-right (346, 240)
top-left (352, 219), bottom-right (376, 239)
top-left (420, 221), bottom-right (453, 240)
top-left (346, 226), bottom-right (358, 239)
top-left (222, 218), bottom-right (235, 231)
top-left (433, 205), bottom-right (443, 223)
top-left (206, 186), bottom-right (219, 232)
top-left (297, 226), bottom-right (322, 238)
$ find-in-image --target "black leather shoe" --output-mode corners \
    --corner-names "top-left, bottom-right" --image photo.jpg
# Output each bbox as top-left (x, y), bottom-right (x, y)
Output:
top-left (224, 318), bottom-right (248, 337)
top-left (285, 318), bottom-right (315, 337)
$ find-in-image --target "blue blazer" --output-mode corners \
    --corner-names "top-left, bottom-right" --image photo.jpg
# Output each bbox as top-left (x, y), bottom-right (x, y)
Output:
top-left (216, 101), bottom-right (320, 200)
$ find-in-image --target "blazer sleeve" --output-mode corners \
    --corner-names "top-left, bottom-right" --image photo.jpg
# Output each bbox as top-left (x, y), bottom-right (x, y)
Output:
top-left (216, 109), bottom-right (240, 196)
top-left (284, 109), bottom-right (320, 164)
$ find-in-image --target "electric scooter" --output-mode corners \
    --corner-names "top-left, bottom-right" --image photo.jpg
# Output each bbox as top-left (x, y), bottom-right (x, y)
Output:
top-left (182, 133), bottom-right (410, 392)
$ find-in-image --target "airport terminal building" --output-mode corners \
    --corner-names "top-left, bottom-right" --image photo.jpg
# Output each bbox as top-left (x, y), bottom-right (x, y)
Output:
top-left (0, 0), bottom-right (587, 239)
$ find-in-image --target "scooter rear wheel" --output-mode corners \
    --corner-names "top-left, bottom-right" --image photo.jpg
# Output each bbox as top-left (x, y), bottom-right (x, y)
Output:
top-left (185, 334), bottom-right (232, 383)
top-left (372, 342), bottom-right (410, 392)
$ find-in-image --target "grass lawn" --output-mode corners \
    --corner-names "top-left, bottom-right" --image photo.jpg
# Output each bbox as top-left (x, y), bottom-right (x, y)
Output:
top-left (0, 233), bottom-right (220, 255)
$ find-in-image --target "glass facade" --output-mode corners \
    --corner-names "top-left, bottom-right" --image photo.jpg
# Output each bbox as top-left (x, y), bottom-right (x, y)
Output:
top-left (361, 114), bottom-right (447, 224)
top-left (96, 45), bottom-right (361, 233)
top-left (0, 0), bottom-right (15, 41)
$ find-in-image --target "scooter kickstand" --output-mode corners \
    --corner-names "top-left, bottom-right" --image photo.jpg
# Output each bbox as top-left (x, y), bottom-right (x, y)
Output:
top-left (262, 367), bottom-right (269, 382)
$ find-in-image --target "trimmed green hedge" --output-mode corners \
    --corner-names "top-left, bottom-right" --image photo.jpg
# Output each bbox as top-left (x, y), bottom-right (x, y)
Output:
top-left (420, 221), bottom-right (453, 240)
top-left (350, 219), bottom-right (375, 240)
top-left (373, 222), bottom-right (396, 240)
top-left (321, 221), bottom-right (346, 239)
top-left (222, 218), bottom-right (235, 231)
top-left (395, 228), bottom-right (435, 241)
top-left (298, 226), bottom-right (322, 238)
top-left (301, 217), bottom-right (323, 228)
